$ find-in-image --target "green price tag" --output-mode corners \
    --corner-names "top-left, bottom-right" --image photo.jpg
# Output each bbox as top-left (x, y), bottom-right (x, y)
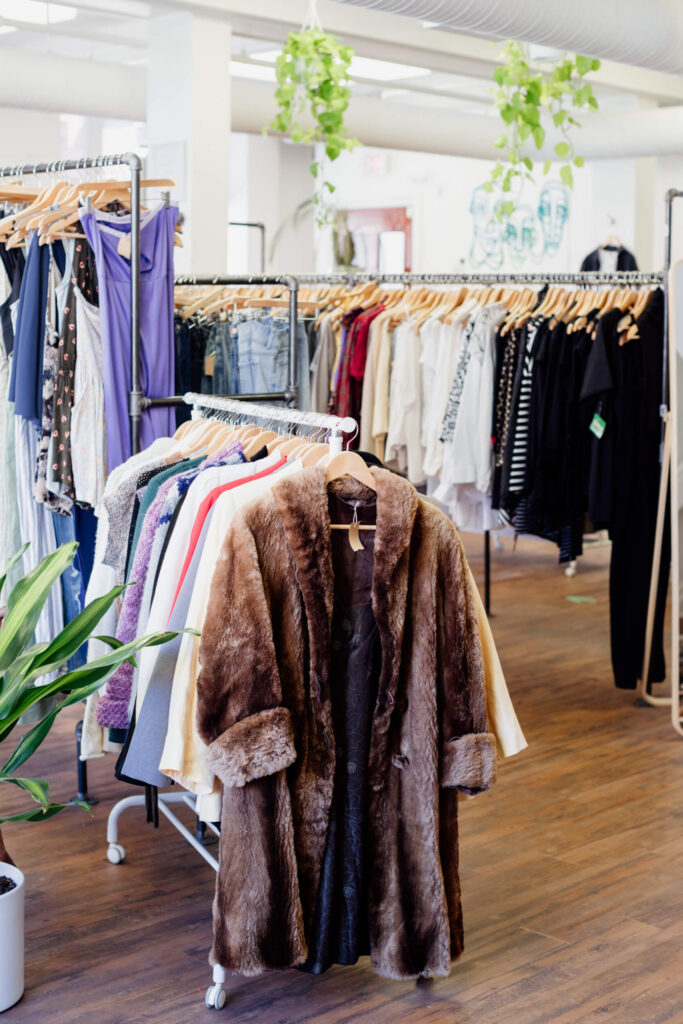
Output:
top-left (590, 412), bottom-right (606, 440)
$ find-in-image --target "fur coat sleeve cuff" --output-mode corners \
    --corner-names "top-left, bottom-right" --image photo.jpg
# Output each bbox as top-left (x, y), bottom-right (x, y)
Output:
top-left (440, 732), bottom-right (497, 793)
top-left (205, 707), bottom-right (297, 788)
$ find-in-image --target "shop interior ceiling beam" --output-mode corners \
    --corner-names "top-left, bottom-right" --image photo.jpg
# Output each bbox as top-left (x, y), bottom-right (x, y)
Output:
top-left (234, 80), bottom-right (683, 160)
top-left (153, 0), bottom-right (683, 104)
top-left (0, 47), bottom-right (145, 120)
top-left (332, 0), bottom-right (683, 75)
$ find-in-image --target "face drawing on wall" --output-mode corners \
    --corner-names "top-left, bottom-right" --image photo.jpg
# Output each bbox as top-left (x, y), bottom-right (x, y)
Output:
top-left (538, 181), bottom-right (569, 255)
top-left (469, 184), bottom-right (504, 269)
top-left (501, 203), bottom-right (538, 265)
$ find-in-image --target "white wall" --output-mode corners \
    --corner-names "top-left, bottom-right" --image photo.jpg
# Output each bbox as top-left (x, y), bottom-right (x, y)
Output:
top-left (317, 144), bottom-right (650, 274)
top-left (227, 133), bottom-right (316, 275)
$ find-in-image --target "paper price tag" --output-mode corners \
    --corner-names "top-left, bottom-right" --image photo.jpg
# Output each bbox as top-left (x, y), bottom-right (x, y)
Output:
top-left (204, 354), bottom-right (215, 377)
top-left (589, 412), bottom-right (606, 440)
top-left (117, 233), bottom-right (132, 260)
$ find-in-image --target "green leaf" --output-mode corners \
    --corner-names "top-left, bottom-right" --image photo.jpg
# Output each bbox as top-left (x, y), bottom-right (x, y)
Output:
top-left (1, 714), bottom-right (57, 774)
top-left (522, 156), bottom-right (533, 171)
top-left (0, 802), bottom-right (83, 826)
top-left (0, 776), bottom-right (50, 807)
top-left (588, 95), bottom-right (599, 111)
top-left (554, 141), bottom-right (570, 159)
top-left (493, 66), bottom-right (506, 86)
top-left (560, 164), bottom-right (574, 188)
top-left (552, 110), bottom-right (568, 127)
top-left (494, 133), bottom-right (508, 148)
top-left (574, 155), bottom-right (585, 168)
top-left (532, 126), bottom-right (545, 149)
top-left (498, 200), bottom-right (515, 217)
top-left (309, 161), bottom-right (319, 178)
top-left (0, 543), bottom-right (78, 677)
top-left (482, 182), bottom-right (494, 193)
top-left (543, 160), bottom-right (551, 175)
top-left (576, 55), bottom-right (597, 77)
top-left (0, 544), bottom-right (28, 602)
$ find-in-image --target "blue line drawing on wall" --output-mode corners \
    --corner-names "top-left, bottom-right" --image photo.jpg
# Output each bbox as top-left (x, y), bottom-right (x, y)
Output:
top-left (469, 180), bottom-right (570, 268)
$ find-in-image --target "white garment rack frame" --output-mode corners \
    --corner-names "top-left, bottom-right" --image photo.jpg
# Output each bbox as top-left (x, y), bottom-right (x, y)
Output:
top-left (105, 393), bottom-right (358, 1011)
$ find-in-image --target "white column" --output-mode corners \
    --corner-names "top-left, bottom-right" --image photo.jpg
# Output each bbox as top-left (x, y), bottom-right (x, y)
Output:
top-left (147, 11), bottom-right (231, 275)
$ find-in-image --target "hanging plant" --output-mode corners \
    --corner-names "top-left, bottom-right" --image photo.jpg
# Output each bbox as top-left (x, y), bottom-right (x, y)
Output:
top-left (485, 42), bottom-right (601, 216)
top-left (265, 22), bottom-right (359, 225)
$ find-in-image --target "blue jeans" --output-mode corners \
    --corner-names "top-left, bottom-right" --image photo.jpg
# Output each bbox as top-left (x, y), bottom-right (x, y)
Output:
top-left (236, 317), bottom-right (311, 409)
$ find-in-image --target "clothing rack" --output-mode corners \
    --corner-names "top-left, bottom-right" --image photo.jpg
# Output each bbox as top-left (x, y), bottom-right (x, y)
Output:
top-left (298, 269), bottom-right (664, 616)
top-left (184, 391), bottom-right (356, 454)
top-left (104, 393), bottom-right (359, 1011)
top-left (0, 153), bottom-right (146, 804)
top-left (0, 153), bottom-right (146, 456)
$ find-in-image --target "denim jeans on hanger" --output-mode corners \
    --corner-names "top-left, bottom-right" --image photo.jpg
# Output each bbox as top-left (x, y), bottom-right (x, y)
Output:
top-left (236, 315), bottom-right (311, 409)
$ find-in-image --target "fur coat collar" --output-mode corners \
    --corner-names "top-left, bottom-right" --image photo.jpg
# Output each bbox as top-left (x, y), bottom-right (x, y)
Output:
top-left (197, 466), bottom-right (496, 980)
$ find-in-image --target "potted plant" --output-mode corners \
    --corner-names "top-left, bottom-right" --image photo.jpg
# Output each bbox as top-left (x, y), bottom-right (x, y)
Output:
top-left (0, 542), bottom-right (178, 1012)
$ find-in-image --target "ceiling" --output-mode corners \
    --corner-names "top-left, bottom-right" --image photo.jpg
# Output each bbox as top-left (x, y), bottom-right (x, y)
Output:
top-left (0, 0), bottom-right (659, 124)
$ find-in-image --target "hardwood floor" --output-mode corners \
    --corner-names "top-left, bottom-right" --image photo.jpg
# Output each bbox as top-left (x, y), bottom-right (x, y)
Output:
top-left (2, 535), bottom-right (682, 1024)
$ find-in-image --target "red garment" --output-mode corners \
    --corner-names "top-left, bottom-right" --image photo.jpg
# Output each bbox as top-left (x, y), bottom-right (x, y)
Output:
top-left (349, 305), bottom-right (384, 424)
top-left (350, 305), bottom-right (384, 382)
top-left (333, 307), bottom-right (365, 418)
top-left (169, 456), bottom-right (287, 617)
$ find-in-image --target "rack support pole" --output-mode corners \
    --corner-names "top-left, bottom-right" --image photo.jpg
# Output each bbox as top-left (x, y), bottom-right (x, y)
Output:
top-left (286, 275), bottom-right (299, 407)
top-left (127, 152), bottom-right (143, 456)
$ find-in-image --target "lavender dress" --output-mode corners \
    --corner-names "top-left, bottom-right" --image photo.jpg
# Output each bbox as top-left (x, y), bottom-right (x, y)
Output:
top-left (82, 204), bottom-right (178, 473)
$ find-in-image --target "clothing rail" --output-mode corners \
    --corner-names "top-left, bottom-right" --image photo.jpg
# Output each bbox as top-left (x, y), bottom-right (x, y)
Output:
top-left (173, 274), bottom-right (300, 408)
top-left (106, 395), bottom-right (358, 1011)
top-left (0, 153), bottom-right (145, 453)
top-left (184, 391), bottom-right (356, 453)
top-left (296, 268), bottom-right (667, 617)
top-left (298, 271), bottom-right (665, 286)
top-left (0, 153), bottom-right (145, 806)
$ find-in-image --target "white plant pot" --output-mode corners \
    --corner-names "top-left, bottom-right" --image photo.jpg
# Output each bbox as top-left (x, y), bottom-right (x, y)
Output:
top-left (0, 863), bottom-right (24, 1012)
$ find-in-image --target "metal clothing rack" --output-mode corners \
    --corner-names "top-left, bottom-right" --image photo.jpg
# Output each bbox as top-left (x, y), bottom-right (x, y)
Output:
top-left (105, 393), bottom-right (359, 1012)
top-left (0, 153), bottom-right (145, 805)
top-left (0, 152), bottom-right (145, 451)
top-left (298, 269), bottom-right (665, 615)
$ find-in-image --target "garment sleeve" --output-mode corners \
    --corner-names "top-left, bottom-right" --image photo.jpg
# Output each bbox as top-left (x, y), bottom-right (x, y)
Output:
top-left (196, 508), bottom-right (297, 788)
top-left (437, 522), bottom-right (497, 794)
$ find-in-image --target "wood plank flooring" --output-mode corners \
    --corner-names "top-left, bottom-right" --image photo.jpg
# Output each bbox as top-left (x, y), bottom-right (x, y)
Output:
top-left (2, 534), bottom-right (682, 1024)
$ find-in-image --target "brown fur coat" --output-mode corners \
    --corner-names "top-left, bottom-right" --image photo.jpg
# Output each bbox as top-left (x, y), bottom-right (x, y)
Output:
top-left (197, 466), bottom-right (496, 980)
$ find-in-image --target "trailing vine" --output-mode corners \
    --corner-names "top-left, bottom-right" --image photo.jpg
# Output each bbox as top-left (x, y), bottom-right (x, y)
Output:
top-left (486, 42), bottom-right (601, 216)
top-left (266, 27), bottom-right (359, 224)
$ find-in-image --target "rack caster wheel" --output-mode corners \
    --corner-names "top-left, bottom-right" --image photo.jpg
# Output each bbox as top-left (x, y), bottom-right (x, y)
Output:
top-left (107, 843), bottom-right (126, 864)
top-left (205, 984), bottom-right (226, 1010)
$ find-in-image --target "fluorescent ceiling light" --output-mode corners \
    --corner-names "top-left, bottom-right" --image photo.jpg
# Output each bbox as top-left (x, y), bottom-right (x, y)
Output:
top-left (231, 60), bottom-right (276, 83)
top-left (0, 0), bottom-right (77, 23)
top-left (253, 48), bottom-right (431, 82)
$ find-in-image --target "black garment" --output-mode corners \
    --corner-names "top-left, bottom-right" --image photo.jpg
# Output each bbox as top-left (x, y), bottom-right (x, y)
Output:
top-left (608, 290), bottom-right (665, 688)
top-left (0, 242), bottom-right (25, 357)
top-left (303, 492), bottom-right (380, 974)
top-left (174, 317), bottom-right (209, 427)
top-left (580, 245), bottom-right (638, 272)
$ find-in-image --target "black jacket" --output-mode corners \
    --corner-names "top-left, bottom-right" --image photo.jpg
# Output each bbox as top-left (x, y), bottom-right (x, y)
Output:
top-left (580, 246), bottom-right (638, 272)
